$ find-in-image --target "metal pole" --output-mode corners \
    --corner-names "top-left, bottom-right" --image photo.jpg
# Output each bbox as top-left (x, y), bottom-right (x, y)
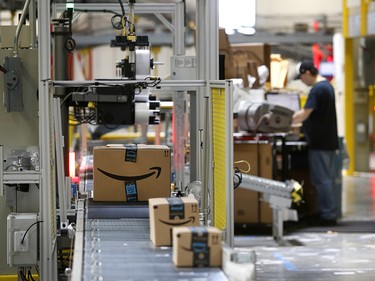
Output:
top-left (29, 0), bottom-right (37, 48)
top-left (52, 21), bottom-right (70, 177)
top-left (54, 98), bottom-right (68, 229)
top-left (225, 80), bottom-right (234, 247)
top-left (39, 0), bottom-right (58, 280)
top-left (171, 1), bottom-right (187, 191)
top-left (194, 0), bottom-right (206, 183)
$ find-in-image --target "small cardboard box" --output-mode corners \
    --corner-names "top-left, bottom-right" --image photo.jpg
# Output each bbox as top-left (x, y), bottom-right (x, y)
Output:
top-left (149, 197), bottom-right (200, 246)
top-left (93, 144), bottom-right (171, 202)
top-left (173, 226), bottom-right (222, 267)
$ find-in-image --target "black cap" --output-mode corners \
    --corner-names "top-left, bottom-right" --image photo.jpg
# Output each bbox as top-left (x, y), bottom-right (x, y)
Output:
top-left (298, 60), bottom-right (318, 75)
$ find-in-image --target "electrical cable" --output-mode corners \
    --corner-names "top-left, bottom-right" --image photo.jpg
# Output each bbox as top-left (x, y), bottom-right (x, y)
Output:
top-left (19, 271), bottom-right (28, 281)
top-left (21, 221), bottom-right (44, 244)
top-left (28, 270), bottom-right (36, 281)
top-left (5, 164), bottom-right (19, 171)
top-left (233, 168), bottom-right (243, 189)
top-left (233, 160), bottom-right (251, 173)
top-left (111, 14), bottom-right (125, 30)
top-left (60, 91), bottom-right (73, 106)
top-left (74, 8), bottom-right (119, 15)
top-left (117, 0), bottom-right (125, 16)
top-left (233, 160), bottom-right (251, 189)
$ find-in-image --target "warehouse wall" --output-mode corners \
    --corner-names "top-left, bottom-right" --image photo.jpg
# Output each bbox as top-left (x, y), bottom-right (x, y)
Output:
top-left (256, 0), bottom-right (342, 33)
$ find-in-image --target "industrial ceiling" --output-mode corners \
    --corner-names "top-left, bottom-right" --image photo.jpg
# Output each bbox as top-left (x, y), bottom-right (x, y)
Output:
top-left (0, 0), bottom-right (338, 60)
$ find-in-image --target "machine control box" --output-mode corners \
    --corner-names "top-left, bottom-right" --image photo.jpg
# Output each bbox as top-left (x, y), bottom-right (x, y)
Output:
top-left (7, 213), bottom-right (38, 267)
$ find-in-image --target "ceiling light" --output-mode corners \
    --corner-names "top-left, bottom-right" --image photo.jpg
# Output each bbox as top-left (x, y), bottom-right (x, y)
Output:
top-left (219, 0), bottom-right (256, 30)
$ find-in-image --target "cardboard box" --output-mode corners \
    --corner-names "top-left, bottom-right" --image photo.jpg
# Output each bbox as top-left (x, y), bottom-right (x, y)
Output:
top-left (258, 143), bottom-right (273, 223)
top-left (233, 142), bottom-right (273, 224)
top-left (231, 43), bottom-right (271, 72)
top-left (173, 226), bottom-right (222, 267)
top-left (149, 197), bottom-right (200, 246)
top-left (93, 144), bottom-right (171, 202)
top-left (233, 142), bottom-right (258, 224)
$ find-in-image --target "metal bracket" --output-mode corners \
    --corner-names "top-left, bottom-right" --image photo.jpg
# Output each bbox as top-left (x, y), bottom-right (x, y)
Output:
top-left (0, 145), bottom-right (4, 196)
top-left (3, 56), bottom-right (23, 112)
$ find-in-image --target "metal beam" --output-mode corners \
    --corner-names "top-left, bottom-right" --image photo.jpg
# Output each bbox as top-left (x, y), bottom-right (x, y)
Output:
top-left (53, 3), bottom-right (177, 14)
top-left (228, 31), bottom-right (334, 45)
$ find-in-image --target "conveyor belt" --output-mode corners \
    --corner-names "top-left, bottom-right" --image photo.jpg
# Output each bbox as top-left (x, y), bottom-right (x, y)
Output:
top-left (73, 200), bottom-right (229, 281)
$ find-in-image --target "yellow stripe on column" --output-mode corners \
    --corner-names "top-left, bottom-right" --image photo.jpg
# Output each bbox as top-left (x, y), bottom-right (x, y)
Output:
top-left (0, 275), bottom-right (39, 281)
top-left (212, 88), bottom-right (227, 230)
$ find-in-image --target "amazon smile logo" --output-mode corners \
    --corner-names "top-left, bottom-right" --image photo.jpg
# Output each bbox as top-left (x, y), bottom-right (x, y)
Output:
top-left (97, 167), bottom-right (161, 182)
top-left (158, 216), bottom-right (196, 226)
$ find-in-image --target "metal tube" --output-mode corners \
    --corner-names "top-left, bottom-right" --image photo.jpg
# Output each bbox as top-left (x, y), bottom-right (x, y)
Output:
top-left (39, 0), bottom-right (58, 280)
top-left (29, 0), bottom-right (37, 48)
top-left (155, 13), bottom-right (174, 32)
top-left (53, 3), bottom-right (176, 14)
top-left (239, 174), bottom-right (294, 198)
top-left (170, 1), bottom-right (186, 193)
top-left (129, 1), bottom-right (135, 35)
top-left (14, 0), bottom-right (32, 57)
top-left (52, 22), bottom-right (70, 177)
top-left (174, 1), bottom-right (185, 56)
top-left (52, 79), bottom-right (206, 87)
top-left (54, 98), bottom-right (68, 227)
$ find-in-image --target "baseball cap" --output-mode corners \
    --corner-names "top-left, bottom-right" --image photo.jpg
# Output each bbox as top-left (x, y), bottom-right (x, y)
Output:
top-left (297, 60), bottom-right (318, 75)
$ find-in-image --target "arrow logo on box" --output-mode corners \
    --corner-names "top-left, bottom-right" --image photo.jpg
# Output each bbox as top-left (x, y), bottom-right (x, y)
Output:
top-left (97, 167), bottom-right (161, 182)
top-left (158, 216), bottom-right (196, 226)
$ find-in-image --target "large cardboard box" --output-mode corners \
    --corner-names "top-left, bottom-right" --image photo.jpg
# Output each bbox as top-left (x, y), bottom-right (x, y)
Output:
top-left (93, 144), bottom-right (171, 202)
top-left (149, 197), bottom-right (200, 246)
top-left (233, 142), bottom-right (273, 224)
top-left (172, 226), bottom-right (222, 267)
top-left (219, 29), bottom-right (271, 88)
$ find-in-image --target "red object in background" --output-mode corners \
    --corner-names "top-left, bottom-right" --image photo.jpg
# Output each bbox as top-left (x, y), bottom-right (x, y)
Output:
top-left (312, 43), bottom-right (334, 70)
top-left (325, 44), bottom-right (334, 62)
top-left (71, 176), bottom-right (80, 184)
top-left (313, 20), bottom-right (320, 32)
top-left (312, 43), bottom-right (324, 68)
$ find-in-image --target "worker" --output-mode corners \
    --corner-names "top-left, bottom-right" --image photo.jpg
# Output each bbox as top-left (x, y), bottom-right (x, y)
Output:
top-left (292, 60), bottom-right (339, 226)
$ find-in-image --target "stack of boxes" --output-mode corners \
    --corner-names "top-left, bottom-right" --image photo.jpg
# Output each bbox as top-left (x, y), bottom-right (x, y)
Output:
top-left (149, 197), bottom-right (222, 268)
top-left (92, 143), bottom-right (223, 268)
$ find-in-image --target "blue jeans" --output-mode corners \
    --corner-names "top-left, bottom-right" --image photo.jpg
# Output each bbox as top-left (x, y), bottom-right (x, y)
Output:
top-left (308, 149), bottom-right (338, 220)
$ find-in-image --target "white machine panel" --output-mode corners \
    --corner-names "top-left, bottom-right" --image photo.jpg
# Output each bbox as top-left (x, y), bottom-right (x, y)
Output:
top-left (7, 213), bottom-right (38, 266)
top-left (170, 56), bottom-right (197, 80)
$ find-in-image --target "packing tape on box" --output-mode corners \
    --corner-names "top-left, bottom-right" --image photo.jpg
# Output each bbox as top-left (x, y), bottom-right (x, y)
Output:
top-left (167, 197), bottom-right (185, 219)
top-left (190, 226), bottom-right (210, 267)
top-left (125, 181), bottom-right (138, 202)
top-left (125, 144), bottom-right (137, 162)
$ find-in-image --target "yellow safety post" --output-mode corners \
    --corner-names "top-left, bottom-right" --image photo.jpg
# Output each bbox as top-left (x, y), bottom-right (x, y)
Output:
top-left (343, 0), bottom-right (355, 174)
top-left (0, 275), bottom-right (39, 281)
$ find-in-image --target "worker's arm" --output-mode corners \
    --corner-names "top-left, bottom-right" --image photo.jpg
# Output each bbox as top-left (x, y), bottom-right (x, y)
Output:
top-left (292, 108), bottom-right (313, 124)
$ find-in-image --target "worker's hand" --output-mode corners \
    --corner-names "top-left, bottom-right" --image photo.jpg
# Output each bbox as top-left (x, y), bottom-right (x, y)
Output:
top-left (291, 123), bottom-right (302, 128)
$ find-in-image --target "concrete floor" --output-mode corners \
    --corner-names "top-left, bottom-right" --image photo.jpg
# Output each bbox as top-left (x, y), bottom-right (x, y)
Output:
top-left (234, 174), bottom-right (375, 281)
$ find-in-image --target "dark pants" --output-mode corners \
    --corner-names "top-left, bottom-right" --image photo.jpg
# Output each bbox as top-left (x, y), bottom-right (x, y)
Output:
top-left (308, 149), bottom-right (338, 220)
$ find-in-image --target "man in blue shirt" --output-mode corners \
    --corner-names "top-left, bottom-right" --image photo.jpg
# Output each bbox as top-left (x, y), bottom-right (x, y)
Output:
top-left (293, 60), bottom-right (339, 226)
